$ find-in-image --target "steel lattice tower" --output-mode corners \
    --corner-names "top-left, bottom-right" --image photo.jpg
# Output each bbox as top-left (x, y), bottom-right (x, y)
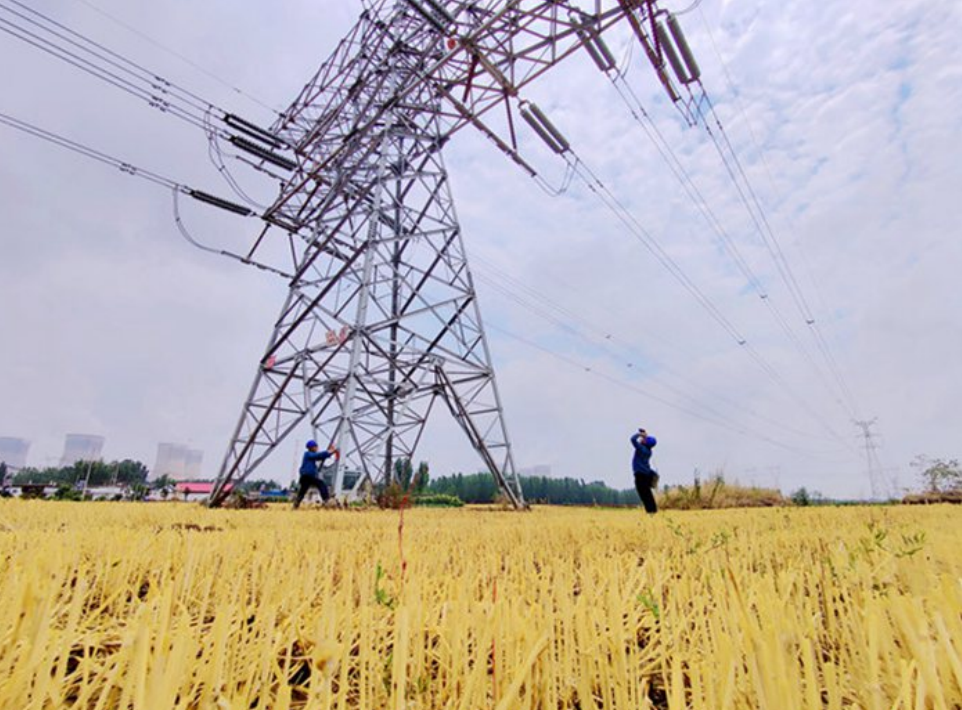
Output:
top-left (208, 0), bottom-right (695, 507)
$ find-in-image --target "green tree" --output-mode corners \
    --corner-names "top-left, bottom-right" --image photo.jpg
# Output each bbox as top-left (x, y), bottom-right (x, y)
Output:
top-left (912, 455), bottom-right (962, 493)
top-left (394, 458), bottom-right (414, 489)
top-left (115, 460), bottom-right (149, 486)
top-left (13, 466), bottom-right (70, 486)
top-left (413, 461), bottom-right (430, 493)
top-left (11, 460), bottom-right (150, 488)
top-left (426, 472), bottom-right (637, 505)
top-left (69, 460), bottom-right (111, 487)
top-left (151, 474), bottom-right (176, 491)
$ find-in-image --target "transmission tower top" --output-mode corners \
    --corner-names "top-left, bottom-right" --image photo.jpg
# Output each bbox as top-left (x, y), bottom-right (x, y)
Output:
top-left (224, 0), bottom-right (705, 268)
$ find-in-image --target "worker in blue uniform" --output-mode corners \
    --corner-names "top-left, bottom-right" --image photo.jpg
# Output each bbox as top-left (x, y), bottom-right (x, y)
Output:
top-left (631, 428), bottom-right (659, 514)
top-left (293, 439), bottom-right (339, 509)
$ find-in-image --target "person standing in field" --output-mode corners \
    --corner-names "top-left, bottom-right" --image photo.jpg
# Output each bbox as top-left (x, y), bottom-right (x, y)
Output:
top-left (293, 440), bottom-right (339, 509)
top-left (631, 427), bottom-right (659, 514)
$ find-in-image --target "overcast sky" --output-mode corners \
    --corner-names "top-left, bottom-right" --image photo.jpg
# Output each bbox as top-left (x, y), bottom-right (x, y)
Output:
top-left (1, 0), bottom-right (959, 498)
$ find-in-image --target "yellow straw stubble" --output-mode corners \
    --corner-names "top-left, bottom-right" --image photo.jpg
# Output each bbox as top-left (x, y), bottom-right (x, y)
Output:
top-left (0, 501), bottom-right (959, 709)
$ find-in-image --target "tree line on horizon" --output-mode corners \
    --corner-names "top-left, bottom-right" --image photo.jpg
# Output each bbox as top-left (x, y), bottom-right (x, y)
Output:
top-left (4, 460), bottom-right (149, 488)
top-left (427, 472), bottom-right (638, 506)
top-left (5, 454), bottom-right (959, 506)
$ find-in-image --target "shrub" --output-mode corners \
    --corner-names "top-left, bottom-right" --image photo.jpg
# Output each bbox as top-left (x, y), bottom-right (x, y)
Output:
top-left (375, 482), bottom-right (411, 509)
top-left (413, 493), bottom-right (464, 508)
top-left (52, 484), bottom-right (84, 501)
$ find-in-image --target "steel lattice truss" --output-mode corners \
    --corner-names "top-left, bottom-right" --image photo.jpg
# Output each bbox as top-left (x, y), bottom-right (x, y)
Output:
top-left (209, 0), bottom-right (687, 507)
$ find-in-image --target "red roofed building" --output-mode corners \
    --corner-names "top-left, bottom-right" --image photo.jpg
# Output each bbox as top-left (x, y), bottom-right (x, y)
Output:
top-left (175, 482), bottom-right (230, 501)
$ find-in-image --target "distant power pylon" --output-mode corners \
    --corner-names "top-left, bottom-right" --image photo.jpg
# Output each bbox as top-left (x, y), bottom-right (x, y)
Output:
top-left (206, 0), bottom-right (704, 507)
top-left (853, 418), bottom-right (887, 499)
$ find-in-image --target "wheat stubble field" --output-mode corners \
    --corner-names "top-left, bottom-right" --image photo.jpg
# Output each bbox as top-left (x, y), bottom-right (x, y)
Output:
top-left (0, 501), bottom-right (959, 709)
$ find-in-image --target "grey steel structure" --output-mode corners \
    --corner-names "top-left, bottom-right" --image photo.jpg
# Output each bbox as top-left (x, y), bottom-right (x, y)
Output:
top-left (208, 0), bottom-right (695, 507)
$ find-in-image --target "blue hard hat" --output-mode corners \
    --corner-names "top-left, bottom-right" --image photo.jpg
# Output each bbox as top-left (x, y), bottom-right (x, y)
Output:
top-left (645, 436), bottom-right (657, 446)
top-left (306, 440), bottom-right (318, 449)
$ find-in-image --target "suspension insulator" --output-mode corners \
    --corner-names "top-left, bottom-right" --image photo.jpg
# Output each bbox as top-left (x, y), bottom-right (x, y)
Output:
top-left (571, 11), bottom-right (617, 72)
top-left (403, 0), bottom-right (448, 31)
top-left (590, 34), bottom-right (617, 72)
top-left (188, 189), bottom-right (254, 217)
top-left (228, 135), bottom-right (297, 171)
top-left (667, 14), bottom-right (701, 83)
top-left (421, 0), bottom-right (455, 25)
top-left (583, 31), bottom-right (617, 72)
top-left (222, 114), bottom-right (287, 150)
top-left (520, 102), bottom-right (570, 154)
top-left (656, 20), bottom-right (690, 85)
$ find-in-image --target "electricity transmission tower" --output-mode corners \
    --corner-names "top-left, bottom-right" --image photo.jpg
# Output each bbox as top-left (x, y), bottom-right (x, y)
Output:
top-left (853, 418), bottom-right (886, 500)
top-left (207, 0), bottom-right (702, 507)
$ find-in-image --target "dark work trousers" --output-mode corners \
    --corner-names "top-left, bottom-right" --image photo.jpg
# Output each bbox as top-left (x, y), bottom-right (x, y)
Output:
top-left (293, 474), bottom-right (330, 508)
top-left (634, 471), bottom-right (658, 514)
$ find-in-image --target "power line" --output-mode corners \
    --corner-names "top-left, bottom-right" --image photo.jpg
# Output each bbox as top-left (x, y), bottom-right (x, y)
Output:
top-left (0, 0), bottom-right (292, 215)
top-left (0, 109), bottom-right (268, 239)
top-left (486, 320), bottom-right (841, 457)
top-left (0, 108), bottom-right (295, 277)
top-left (0, 3), bottom-right (215, 134)
top-left (503, 94), bottom-right (858, 451)
top-left (5, 0), bottom-right (215, 114)
top-left (472, 255), bottom-right (831, 442)
top-left (698, 103), bottom-right (863, 419)
top-left (606, 77), bottom-right (848, 414)
top-left (202, 108), bottom-right (272, 211)
top-left (69, 0), bottom-right (282, 117)
top-left (171, 187), bottom-right (292, 278)
top-left (672, 0), bottom-right (706, 17)
top-left (560, 151), bottom-right (856, 450)
top-left (0, 109), bottom-right (181, 190)
top-left (0, 0), bottom-right (267, 143)
top-left (679, 9), bottom-right (864, 421)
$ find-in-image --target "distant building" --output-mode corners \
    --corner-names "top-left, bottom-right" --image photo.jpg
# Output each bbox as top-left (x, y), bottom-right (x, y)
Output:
top-left (154, 443), bottom-right (204, 481)
top-left (175, 481), bottom-right (229, 501)
top-left (0, 437), bottom-right (30, 470)
top-left (59, 434), bottom-right (105, 467)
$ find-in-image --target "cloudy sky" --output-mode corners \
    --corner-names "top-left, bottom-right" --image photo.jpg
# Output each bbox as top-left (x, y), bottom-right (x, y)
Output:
top-left (1, 0), bottom-right (959, 498)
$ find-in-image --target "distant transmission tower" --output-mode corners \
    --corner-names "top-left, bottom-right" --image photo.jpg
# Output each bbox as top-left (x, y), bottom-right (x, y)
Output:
top-left (853, 418), bottom-right (886, 499)
top-left (207, 0), bottom-right (703, 506)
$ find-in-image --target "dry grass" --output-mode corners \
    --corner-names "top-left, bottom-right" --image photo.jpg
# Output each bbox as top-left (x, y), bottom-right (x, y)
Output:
top-left (659, 476), bottom-right (786, 509)
top-left (0, 501), bottom-right (959, 709)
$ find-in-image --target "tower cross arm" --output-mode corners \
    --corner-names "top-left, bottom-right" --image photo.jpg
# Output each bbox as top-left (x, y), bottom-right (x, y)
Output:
top-left (262, 0), bottom-right (653, 231)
